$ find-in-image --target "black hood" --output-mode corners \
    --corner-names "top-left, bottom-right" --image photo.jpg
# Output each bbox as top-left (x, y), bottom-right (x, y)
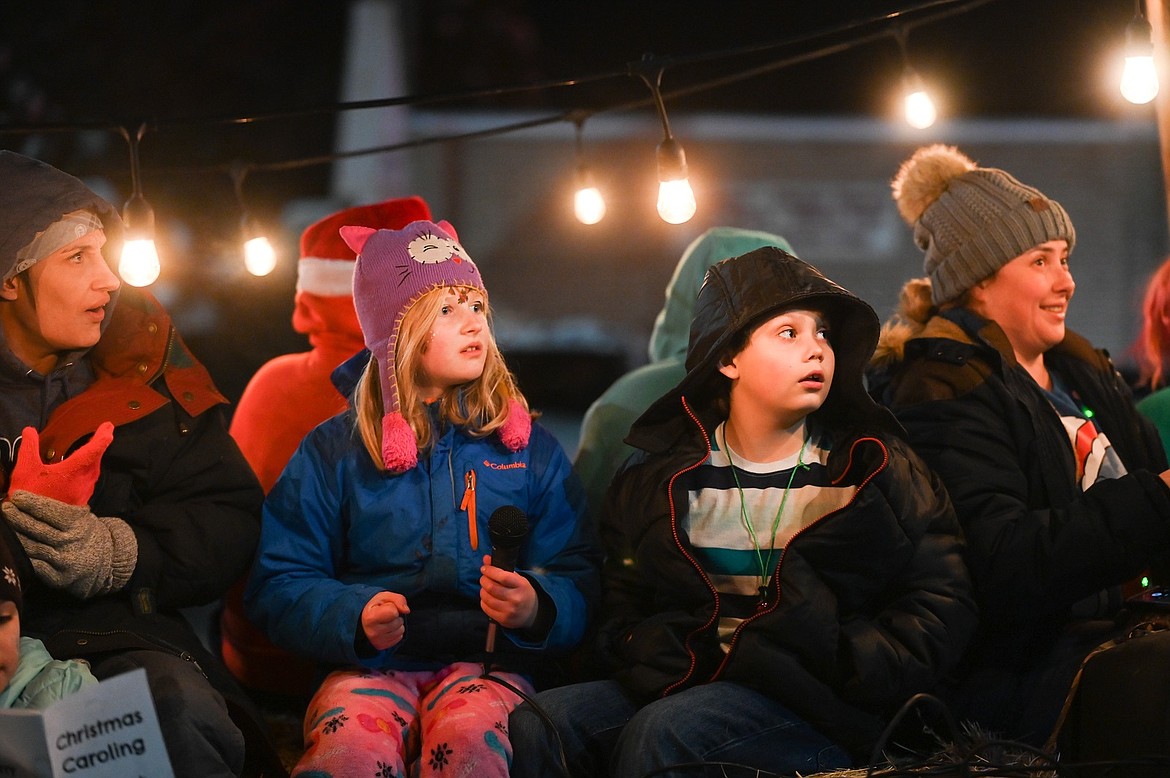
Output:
top-left (635, 246), bottom-right (901, 441)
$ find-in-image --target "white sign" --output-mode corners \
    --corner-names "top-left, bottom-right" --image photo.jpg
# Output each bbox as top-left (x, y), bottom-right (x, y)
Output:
top-left (0, 668), bottom-right (173, 778)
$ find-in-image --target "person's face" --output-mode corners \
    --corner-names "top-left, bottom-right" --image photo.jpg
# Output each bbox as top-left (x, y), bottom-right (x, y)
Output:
top-left (969, 240), bottom-right (1074, 365)
top-left (0, 601), bottom-right (19, 693)
top-left (0, 230), bottom-right (120, 373)
top-left (719, 308), bottom-right (834, 429)
top-left (416, 287), bottom-right (489, 402)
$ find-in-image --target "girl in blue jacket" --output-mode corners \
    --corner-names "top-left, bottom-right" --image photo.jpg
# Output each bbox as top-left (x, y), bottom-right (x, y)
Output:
top-left (245, 220), bottom-right (600, 778)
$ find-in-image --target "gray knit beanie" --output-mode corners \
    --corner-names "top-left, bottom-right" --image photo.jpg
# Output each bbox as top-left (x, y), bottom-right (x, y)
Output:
top-left (892, 144), bottom-right (1076, 305)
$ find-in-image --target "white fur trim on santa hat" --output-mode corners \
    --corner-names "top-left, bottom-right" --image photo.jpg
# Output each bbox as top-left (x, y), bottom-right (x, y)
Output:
top-left (297, 257), bottom-right (356, 296)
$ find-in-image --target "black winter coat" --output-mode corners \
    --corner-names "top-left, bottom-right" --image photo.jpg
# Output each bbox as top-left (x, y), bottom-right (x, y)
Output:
top-left (0, 289), bottom-right (264, 693)
top-left (598, 397), bottom-right (976, 759)
top-left (595, 250), bottom-right (977, 760)
top-left (870, 307), bottom-right (1170, 740)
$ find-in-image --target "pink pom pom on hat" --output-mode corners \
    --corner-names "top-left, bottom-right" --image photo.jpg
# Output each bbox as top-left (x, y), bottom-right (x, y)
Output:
top-left (342, 219), bottom-right (530, 472)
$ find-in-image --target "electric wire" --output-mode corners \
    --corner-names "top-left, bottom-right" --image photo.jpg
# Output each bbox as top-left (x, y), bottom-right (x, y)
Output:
top-left (0, 0), bottom-right (998, 180)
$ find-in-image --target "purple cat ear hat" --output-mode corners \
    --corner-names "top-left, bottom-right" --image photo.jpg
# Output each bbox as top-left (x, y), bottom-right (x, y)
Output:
top-left (342, 219), bottom-right (531, 472)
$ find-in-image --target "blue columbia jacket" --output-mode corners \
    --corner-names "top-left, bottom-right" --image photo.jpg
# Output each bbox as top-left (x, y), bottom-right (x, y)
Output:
top-left (245, 365), bottom-right (600, 679)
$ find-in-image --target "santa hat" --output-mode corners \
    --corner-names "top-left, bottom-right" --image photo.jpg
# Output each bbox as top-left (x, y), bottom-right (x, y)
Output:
top-left (296, 196), bottom-right (432, 297)
top-left (344, 219), bottom-right (530, 472)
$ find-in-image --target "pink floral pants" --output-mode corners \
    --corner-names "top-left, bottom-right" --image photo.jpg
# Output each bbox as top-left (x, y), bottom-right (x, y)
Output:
top-left (292, 662), bottom-right (532, 778)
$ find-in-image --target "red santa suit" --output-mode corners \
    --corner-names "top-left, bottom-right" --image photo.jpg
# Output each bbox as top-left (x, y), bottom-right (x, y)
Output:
top-left (220, 196), bottom-right (432, 694)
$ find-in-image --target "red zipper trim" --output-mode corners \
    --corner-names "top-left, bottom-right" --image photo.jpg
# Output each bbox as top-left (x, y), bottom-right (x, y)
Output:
top-left (661, 397), bottom-right (725, 698)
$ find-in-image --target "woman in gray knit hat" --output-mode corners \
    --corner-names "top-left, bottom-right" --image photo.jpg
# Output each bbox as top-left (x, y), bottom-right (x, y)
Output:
top-left (869, 145), bottom-right (1170, 753)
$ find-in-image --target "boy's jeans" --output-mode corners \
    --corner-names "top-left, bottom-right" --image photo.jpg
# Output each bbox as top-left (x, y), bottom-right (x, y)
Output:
top-left (509, 678), bottom-right (850, 777)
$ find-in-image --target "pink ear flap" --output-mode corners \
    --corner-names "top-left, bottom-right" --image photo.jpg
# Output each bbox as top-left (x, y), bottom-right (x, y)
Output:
top-left (339, 225), bottom-right (377, 255)
top-left (381, 411), bottom-right (419, 472)
top-left (497, 398), bottom-right (532, 453)
top-left (436, 220), bottom-right (458, 241)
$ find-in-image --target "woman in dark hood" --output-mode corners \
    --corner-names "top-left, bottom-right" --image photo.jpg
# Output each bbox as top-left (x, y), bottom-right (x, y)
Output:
top-left (0, 150), bottom-right (269, 777)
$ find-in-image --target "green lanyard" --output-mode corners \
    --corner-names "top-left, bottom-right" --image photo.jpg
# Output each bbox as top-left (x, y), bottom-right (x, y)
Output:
top-left (721, 424), bottom-right (808, 595)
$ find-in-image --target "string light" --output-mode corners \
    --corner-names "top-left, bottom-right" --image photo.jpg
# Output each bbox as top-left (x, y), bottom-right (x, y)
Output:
top-left (117, 123), bottom-right (161, 287)
top-left (638, 63), bottom-right (696, 225)
top-left (571, 118), bottom-right (606, 225)
top-left (896, 28), bottom-right (937, 129)
top-left (0, 1), bottom-right (1081, 245)
top-left (232, 162), bottom-right (277, 276)
top-left (243, 234), bottom-right (277, 277)
top-left (1120, 0), bottom-right (1159, 105)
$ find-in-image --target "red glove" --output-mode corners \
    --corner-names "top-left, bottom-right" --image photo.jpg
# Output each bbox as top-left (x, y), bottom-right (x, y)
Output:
top-left (7, 422), bottom-right (114, 506)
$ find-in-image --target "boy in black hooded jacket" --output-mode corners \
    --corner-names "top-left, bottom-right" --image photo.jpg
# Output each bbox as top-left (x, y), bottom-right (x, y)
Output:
top-left (510, 248), bottom-right (977, 776)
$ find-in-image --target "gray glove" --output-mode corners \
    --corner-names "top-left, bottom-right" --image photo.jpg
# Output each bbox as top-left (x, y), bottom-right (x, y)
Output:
top-left (2, 490), bottom-right (138, 599)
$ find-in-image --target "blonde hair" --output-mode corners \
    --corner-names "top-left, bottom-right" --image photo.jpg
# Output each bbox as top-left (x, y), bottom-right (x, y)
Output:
top-left (353, 284), bottom-right (530, 469)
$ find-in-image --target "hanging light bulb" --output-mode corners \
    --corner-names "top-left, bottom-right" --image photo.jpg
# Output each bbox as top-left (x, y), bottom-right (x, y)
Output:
top-left (656, 138), bottom-right (696, 224)
top-left (118, 124), bottom-right (161, 287)
top-left (119, 195), bottom-right (161, 287)
top-left (233, 161), bottom-right (278, 276)
top-left (243, 231), bottom-right (277, 276)
top-left (1121, 0), bottom-right (1159, 104)
top-left (896, 28), bottom-right (937, 129)
top-left (574, 167), bottom-right (607, 225)
top-left (571, 119), bottom-right (606, 225)
top-left (638, 62), bottom-right (696, 224)
top-left (903, 71), bottom-right (937, 129)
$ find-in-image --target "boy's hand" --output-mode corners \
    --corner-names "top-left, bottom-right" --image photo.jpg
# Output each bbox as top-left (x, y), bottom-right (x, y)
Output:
top-left (480, 555), bottom-right (538, 630)
top-left (361, 591), bottom-right (410, 650)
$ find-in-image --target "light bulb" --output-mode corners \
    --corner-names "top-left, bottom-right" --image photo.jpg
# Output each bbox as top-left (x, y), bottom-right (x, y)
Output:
top-left (120, 192), bottom-right (160, 286)
top-left (656, 137), bottom-right (696, 224)
top-left (244, 236), bottom-right (277, 276)
top-left (904, 89), bottom-right (937, 129)
top-left (657, 179), bottom-right (697, 224)
top-left (574, 185), bottom-right (606, 225)
top-left (1122, 13), bottom-right (1160, 105)
top-left (119, 239), bottom-right (161, 287)
top-left (1121, 55), bottom-right (1159, 104)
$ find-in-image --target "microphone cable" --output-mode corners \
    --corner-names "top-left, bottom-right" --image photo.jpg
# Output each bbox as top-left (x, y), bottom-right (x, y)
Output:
top-left (479, 664), bottom-right (573, 778)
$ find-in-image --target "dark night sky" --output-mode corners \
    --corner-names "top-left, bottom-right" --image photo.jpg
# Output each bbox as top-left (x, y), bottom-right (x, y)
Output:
top-left (0, 2), bottom-right (1142, 130)
top-left (0, 0), bottom-right (1140, 236)
top-left (0, 0), bottom-right (1142, 186)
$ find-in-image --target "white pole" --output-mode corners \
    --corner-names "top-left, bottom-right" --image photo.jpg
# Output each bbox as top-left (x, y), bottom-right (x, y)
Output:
top-left (331, 0), bottom-right (411, 202)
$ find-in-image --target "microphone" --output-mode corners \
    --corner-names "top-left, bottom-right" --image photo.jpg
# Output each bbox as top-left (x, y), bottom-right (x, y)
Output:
top-left (484, 505), bottom-right (529, 654)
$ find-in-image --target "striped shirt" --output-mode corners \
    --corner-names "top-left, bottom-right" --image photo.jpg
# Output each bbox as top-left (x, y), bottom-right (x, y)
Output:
top-left (684, 421), bottom-right (857, 651)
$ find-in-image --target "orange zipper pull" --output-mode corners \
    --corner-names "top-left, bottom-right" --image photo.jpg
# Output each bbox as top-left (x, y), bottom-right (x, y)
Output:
top-left (460, 469), bottom-right (478, 550)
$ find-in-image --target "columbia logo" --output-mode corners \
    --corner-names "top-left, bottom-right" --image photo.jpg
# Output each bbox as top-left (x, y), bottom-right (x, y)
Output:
top-left (482, 460), bottom-right (526, 470)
